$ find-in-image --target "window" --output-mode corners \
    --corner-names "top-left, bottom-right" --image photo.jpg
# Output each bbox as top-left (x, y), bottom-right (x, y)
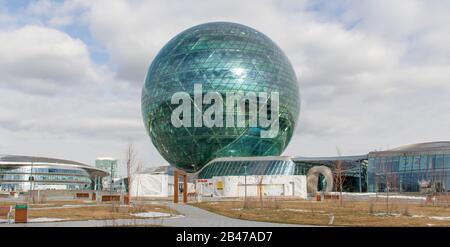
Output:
top-left (399, 157), bottom-right (407, 172)
top-left (435, 155), bottom-right (444, 169)
top-left (445, 155), bottom-right (450, 169)
top-left (413, 156), bottom-right (421, 170)
top-left (404, 156), bottom-right (413, 172)
top-left (392, 157), bottom-right (400, 172)
top-left (420, 155), bottom-right (428, 170)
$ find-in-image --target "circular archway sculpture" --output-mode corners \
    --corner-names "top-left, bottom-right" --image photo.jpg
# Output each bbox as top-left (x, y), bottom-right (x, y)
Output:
top-left (306, 166), bottom-right (333, 194)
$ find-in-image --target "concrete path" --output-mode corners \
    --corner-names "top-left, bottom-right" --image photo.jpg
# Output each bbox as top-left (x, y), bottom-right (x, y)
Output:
top-left (0, 202), bottom-right (311, 227)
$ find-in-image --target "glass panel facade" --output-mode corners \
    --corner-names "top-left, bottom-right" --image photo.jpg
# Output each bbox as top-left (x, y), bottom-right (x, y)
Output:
top-left (368, 152), bottom-right (450, 192)
top-left (0, 165), bottom-right (93, 191)
top-left (198, 159), bottom-right (296, 179)
top-left (142, 22), bottom-right (300, 172)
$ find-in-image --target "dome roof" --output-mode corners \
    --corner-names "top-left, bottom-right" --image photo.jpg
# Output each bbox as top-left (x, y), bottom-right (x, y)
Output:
top-left (388, 142), bottom-right (450, 152)
top-left (0, 154), bottom-right (108, 177)
top-left (370, 142), bottom-right (450, 155)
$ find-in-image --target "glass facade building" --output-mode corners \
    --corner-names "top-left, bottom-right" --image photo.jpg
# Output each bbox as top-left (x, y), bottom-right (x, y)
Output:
top-left (197, 157), bottom-right (298, 179)
top-left (0, 155), bottom-right (107, 192)
top-left (142, 22), bottom-right (300, 172)
top-left (196, 155), bottom-right (367, 193)
top-left (293, 156), bottom-right (368, 192)
top-left (368, 142), bottom-right (450, 192)
top-left (95, 157), bottom-right (118, 189)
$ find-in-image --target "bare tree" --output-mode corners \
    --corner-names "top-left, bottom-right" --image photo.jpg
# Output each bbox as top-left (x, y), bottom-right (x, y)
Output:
top-left (125, 144), bottom-right (137, 202)
top-left (383, 161), bottom-right (391, 214)
top-left (334, 147), bottom-right (346, 207)
top-left (134, 160), bottom-right (143, 200)
top-left (334, 160), bottom-right (346, 207)
top-left (257, 176), bottom-right (264, 208)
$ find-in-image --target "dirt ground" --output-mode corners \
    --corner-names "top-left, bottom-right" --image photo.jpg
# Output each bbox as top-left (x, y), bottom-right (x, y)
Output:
top-left (193, 198), bottom-right (450, 226)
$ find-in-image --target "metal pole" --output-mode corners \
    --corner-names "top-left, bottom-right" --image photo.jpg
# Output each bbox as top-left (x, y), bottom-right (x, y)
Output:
top-left (183, 174), bottom-right (187, 204)
top-left (244, 165), bottom-right (247, 208)
top-left (110, 162), bottom-right (113, 195)
top-left (30, 162), bottom-right (34, 200)
top-left (359, 161), bottom-right (362, 193)
top-left (174, 171), bottom-right (179, 203)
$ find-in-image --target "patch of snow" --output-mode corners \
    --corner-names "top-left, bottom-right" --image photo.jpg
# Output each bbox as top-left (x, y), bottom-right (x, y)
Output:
top-left (130, 212), bottom-right (172, 218)
top-left (373, 213), bottom-right (401, 217)
top-left (429, 216), bottom-right (450, 221)
top-left (207, 202), bottom-right (219, 205)
top-left (168, 215), bottom-right (185, 219)
top-left (370, 195), bottom-right (426, 200)
top-left (231, 208), bottom-right (243, 211)
top-left (411, 215), bottom-right (425, 218)
top-left (28, 217), bottom-right (66, 222)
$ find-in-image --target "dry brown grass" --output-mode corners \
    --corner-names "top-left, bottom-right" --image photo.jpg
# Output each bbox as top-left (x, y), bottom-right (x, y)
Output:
top-left (193, 198), bottom-right (450, 226)
top-left (27, 203), bottom-right (178, 221)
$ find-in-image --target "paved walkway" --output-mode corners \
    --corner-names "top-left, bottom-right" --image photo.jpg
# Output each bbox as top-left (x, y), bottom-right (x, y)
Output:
top-left (0, 202), bottom-right (311, 227)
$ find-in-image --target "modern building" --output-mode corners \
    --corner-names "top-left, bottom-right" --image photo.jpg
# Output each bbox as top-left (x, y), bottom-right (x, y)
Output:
top-left (139, 22), bottom-right (449, 196)
top-left (195, 156), bottom-right (307, 198)
top-left (0, 155), bottom-right (107, 192)
top-left (95, 157), bottom-right (118, 189)
top-left (368, 142), bottom-right (450, 193)
top-left (292, 155), bottom-right (368, 192)
top-left (142, 21), bottom-right (300, 173)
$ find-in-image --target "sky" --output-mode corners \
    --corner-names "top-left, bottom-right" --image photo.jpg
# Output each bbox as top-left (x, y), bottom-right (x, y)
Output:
top-left (0, 0), bottom-right (449, 176)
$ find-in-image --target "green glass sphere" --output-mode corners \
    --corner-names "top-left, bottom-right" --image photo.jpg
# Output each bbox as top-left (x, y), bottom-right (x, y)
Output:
top-left (142, 22), bottom-right (300, 172)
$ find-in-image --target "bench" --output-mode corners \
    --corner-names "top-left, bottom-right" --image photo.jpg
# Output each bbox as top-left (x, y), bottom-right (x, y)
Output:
top-left (75, 193), bottom-right (90, 198)
top-left (0, 206), bottom-right (13, 224)
top-left (101, 195), bottom-right (121, 202)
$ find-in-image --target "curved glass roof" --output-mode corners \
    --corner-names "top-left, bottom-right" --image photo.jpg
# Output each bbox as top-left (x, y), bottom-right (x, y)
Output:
top-left (369, 142), bottom-right (450, 156)
top-left (0, 154), bottom-right (108, 177)
top-left (196, 156), bottom-right (296, 179)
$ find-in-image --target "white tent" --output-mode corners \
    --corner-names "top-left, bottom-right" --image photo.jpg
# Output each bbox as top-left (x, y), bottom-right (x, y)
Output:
top-left (131, 174), bottom-right (170, 197)
top-left (131, 173), bottom-right (195, 197)
top-left (196, 175), bottom-right (307, 199)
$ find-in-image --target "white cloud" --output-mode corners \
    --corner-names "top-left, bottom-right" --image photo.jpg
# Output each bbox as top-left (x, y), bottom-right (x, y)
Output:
top-left (0, 25), bottom-right (100, 95)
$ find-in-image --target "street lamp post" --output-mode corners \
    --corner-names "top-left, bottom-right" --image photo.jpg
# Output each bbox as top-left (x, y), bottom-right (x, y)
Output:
top-left (359, 161), bottom-right (362, 193)
top-left (29, 161), bottom-right (34, 203)
top-left (243, 165), bottom-right (248, 209)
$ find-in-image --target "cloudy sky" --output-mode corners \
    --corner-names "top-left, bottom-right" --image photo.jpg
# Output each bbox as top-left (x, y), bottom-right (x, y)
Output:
top-left (1, 0), bottom-right (449, 175)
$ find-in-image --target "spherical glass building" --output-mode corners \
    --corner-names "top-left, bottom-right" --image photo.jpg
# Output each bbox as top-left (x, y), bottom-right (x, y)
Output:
top-left (142, 22), bottom-right (300, 173)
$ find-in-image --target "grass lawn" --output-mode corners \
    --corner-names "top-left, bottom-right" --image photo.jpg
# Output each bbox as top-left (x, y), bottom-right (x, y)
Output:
top-left (192, 198), bottom-right (450, 226)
